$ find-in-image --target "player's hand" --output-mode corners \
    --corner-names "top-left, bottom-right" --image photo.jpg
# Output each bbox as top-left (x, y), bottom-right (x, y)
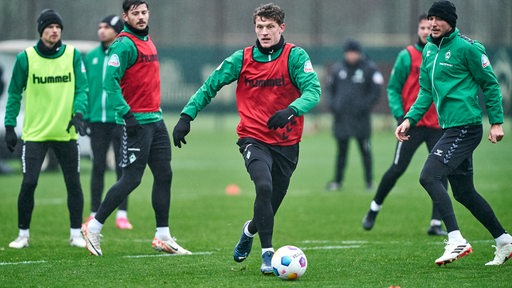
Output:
top-left (488, 123), bottom-right (504, 143)
top-left (5, 126), bottom-right (17, 152)
top-left (173, 114), bottom-right (192, 148)
top-left (267, 107), bottom-right (296, 130)
top-left (123, 111), bottom-right (142, 137)
top-left (66, 113), bottom-right (87, 136)
top-left (395, 118), bottom-right (411, 142)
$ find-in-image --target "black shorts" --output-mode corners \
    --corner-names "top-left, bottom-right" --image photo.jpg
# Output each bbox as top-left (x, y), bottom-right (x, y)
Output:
top-left (427, 124), bottom-right (482, 174)
top-left (237, 137), bottom-right (298, 179)
top-left (120, 120), bottom-right (171, 169)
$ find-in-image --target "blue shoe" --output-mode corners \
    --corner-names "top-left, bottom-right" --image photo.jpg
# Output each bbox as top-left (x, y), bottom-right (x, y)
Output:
top-left (260, 251), bottom-right (274, 274)
top-left (233, 220), bottom-right (253, 262)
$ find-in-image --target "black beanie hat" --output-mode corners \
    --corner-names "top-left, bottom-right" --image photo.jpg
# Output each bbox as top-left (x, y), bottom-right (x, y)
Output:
top-left (37, 9), bottom-right (63, 35)
top-left (101, 15), bottom-right (123, 34)
top-left (344, 39), bottom-right (362, 53)
top-left (428, 1), bottom-right (457, 28)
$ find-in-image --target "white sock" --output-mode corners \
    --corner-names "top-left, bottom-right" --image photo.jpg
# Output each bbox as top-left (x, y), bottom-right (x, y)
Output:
top-left (447, 230), bottom-right (465, 243)
top-left (430, 219), bottom-right (442, 227)
top-left (155, 227), bottom-right (171, 241)
top-left (19, 229), bottom-right (29, 238)
top-left (88, 218), bottom-right (104, 234)
top-left (495, 233), bottom-right (512, 247)
top-left (70, 228), bottom-right (81, 238)
top-left (244, 223), bottom-right (255, 238)
top-left (262, 248), bottom-right (274, 255)
top-left (116, 210), bottom-right (128, 219)
top-left (370, 201), bottom-right (381, 212)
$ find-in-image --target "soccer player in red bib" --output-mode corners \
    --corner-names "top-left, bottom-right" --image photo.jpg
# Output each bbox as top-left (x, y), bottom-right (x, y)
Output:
top-left (82, 0), bottom-right (190, 257)
top-left (172, 3), bottom-right (321, 273)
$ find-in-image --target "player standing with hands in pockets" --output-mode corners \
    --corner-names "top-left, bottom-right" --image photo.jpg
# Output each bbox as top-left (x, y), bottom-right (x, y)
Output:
top-left (172, 3), bottom-right (321, 274)
top-left (396, 0), bottom-right (512, 266)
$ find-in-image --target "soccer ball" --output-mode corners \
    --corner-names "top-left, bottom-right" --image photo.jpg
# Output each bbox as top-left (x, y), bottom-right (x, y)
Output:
top-left (271, 245), bottom-right (307, 280)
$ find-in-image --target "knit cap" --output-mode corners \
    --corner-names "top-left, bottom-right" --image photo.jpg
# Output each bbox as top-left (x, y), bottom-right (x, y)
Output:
top-left (101, 15), bottom-right (123, 34)
top-left (37, 9), bottom-right (63, 35)
top-left (428, 1), bottom-right (457, 28)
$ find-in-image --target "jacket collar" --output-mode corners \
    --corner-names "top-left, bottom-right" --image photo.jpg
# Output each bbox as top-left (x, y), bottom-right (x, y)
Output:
top-left (428, 27), bottom-right (459, 47)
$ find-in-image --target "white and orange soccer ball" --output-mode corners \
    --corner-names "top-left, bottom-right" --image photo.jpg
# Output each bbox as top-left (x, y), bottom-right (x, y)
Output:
top-left (271, 245), bottom-right (308, 280)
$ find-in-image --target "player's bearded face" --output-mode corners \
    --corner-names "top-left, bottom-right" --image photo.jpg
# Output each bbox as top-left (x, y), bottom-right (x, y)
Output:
top-left (123, 4), bottom-right (149, 30)
top-left (429, 16), bottom-right (451, 38)
top-left (254, 17), bottom-right (285, 48)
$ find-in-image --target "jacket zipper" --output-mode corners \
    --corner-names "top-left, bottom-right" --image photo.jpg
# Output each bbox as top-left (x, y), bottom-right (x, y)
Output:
top-left (431, 38), bottom-right (444, 128)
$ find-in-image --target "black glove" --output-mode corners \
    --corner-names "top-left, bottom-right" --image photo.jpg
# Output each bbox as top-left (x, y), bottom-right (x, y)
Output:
top-left (5, 126), bottom-right (17, 152)
top-left (172, 114), bottom-right (192, 148)
top-left (267, 107), bottom-right (296, 130)
top-left (66, 113), bottom-right (87, 136)
top-left (123, 111), bottom-right (142, 137)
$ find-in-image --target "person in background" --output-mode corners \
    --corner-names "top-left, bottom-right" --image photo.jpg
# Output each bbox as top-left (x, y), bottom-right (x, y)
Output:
top-left (325, 39), bottom-right (383, 191)
top-left (172, 3), bottom-right (321, 274)
top-left (396, 0), bottom-right (512, 266)
top-left (4, 8), bottom-right (88, 249)
top-left (84, 14), bottom-right (133, 230)
top-left (362, 14), bottom-right (447, 236)
top-left (81, 0), bottom-right (191, 257)
top-left (0, 64), bottom-right (15, 174)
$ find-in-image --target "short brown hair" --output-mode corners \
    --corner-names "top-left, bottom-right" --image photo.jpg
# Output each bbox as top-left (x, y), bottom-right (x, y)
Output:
top-left (123, 0), bottom-right (148, 13)
top-left (253, 3), bottom-right (285, 25)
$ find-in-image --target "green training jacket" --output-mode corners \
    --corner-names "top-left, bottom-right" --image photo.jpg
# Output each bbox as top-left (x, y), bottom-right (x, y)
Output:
top-left (405, 28), bottom-right (504, 128)
top-left (181, 43), bottom-right (321, 119)
top-left (84, 44), bottom-right (116, 123)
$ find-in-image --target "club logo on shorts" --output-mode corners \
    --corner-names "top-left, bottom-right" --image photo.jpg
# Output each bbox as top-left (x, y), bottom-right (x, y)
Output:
top-left (433, 149), bottom-right (443, 157)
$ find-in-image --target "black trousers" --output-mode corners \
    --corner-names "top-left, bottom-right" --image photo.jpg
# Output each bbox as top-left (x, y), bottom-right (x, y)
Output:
top-left (237, 137), bottom-right (298, 249)
top-left (333, 136), bottom-right (372, 186)
top-left (373, 126), bottom-right (445, 221)
top-left (17, 141), bottom-right (83, 229)
top-left (95, 120), bottom-right (173, 228)
top-left (419, 125), bottom-right (506, 238)
top-left (88, 122), bottom-right (126, 213)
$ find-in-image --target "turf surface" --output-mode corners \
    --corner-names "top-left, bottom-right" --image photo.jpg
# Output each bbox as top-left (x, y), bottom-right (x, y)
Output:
top-left (1, 114), bottom-right (511, 287)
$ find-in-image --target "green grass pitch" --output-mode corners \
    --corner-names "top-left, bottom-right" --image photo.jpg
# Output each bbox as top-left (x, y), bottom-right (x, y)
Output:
top-left (0, 114), bottom-right (511, 287)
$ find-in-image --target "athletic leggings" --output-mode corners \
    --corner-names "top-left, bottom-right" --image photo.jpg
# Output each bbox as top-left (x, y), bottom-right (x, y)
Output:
top-left (89, 122), bottom-right (126, 212)
top-left (419, 125), bottom-right (506, 238)
top-left (95, 120), bottom-right (172, 228)
top-left (238, 138), bottom-right (298, 249)
top-left (18, 141), bottom-right (83, 229)
top-left (373, 126), bottom-right (445, 221)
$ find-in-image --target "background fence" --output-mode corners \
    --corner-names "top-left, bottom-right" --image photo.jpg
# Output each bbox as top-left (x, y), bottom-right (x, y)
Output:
top-left (1, 0), bottom-right (511, 114)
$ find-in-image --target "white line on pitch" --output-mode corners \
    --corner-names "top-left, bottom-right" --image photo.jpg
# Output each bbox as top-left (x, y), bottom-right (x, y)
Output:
top-left (0, 260), bottom-right (47, 266)
top-left (302, 240), bottom-right (368, 244)
top-left (302, 245), bottom-right (361, 250)
top-left (123, 251), bottom-right (214, 258)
